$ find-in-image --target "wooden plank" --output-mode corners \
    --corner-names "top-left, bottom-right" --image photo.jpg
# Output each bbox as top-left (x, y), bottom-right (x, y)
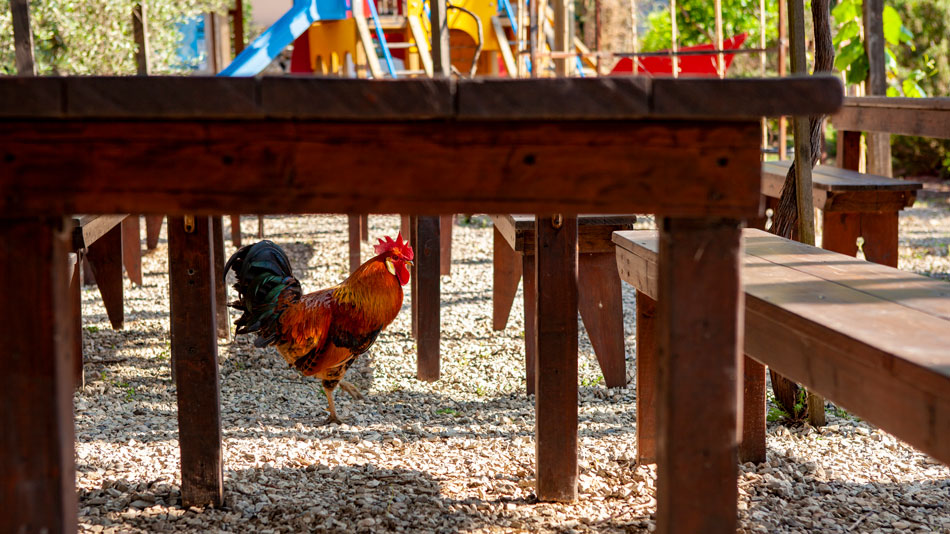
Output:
top-left (577, 252), bottom-right (627, 388)
top-left (212, 216), bottom-right (230, 339)
top-left (0, 120), bottom-right (763, 218)
top-left (74, 214), bottom-right (127, 250)
top-left (132, 3), bottom-right (150, 76)
top-left (652, 76), bottom-right (842, 119)
top-left (0, 217), bottom-right (77, 534)
top-left (229, 215), bottom-right (241, 247)
top-left (415, 216), bottom-right (440, 382)
top-left (359, 214), bottom-right (368, 242)
top-left (523, 253), bottom-right (537, 395)
top-left (761, 162), bottom-right (918, 213)
top-left (862, 0), bottom-right (892, 177)
top-left (839, 130), bottom-right (861, 171)
top-left (820, 211), bottom-right (861, 257)
top-left (858, 211), bottom-right (898, 267)
top-left (534, 214), bottom-right (578, 502)
top-left (167, 215), bottom-right (223, 507)
top-left (739, 356), bottom-right (767, 463)
top-left (0, 76), bottom-right (843, 120)
top-left (11, 0), bottom-right (36, 76)
top-left (492, 225), bottom-right (522, 330)
top-left (833, 97), bottom-right (950, 139)
top-left (499, 214), bottom-right (638, 253)
top-left (655, 218), bottom-right (741, 534)
top-left (763, 161), bottom-right (921, 192)
top-left (85, 223), bottom-right (124, 330)
top-left (635, 290), bottom-right (657, 464)
top-left (429, 0), bottom-right (450, 76)
top-left (70, 255), bottom-right (84, 389)
top-left (122, 216), bottom-right (143, 285)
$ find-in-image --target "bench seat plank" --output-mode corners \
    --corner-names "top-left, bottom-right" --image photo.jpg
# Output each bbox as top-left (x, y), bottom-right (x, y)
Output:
top-left (613, 228), bottom-right (950, 465)
top-left (492, 214), bottom-right (638, 254)
top-left (762, 161), bottom-right (920, 213)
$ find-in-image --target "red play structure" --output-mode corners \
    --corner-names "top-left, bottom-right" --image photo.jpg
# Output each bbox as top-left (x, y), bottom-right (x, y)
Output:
top-left (611, 33), bottom-right (748, 77)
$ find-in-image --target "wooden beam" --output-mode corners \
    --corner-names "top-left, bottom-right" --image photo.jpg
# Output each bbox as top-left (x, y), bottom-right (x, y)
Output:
top-left (122, 216), bottom-right (143, 285)
top-left (656, 218), bottom-right (742, 534)
top-left (553, 0), bottom-right (572, 76)
top-left (414, 216), bottom-right (440, 381)
top-left (430, 0), bottom-right (450, 76)
top-left (440, 214), bottom-right (452, 275)
top-left (85, 223), bottom-right (125, 330)
top-left (168, 216), bottom-right (223, 507)
top-left (212, 216), bottom-right (230, 340)
top-left (534, 214), bottom-right (578, 502)
top-left (787, 0), bottom-right (815, 246)
top-left (0, 120), bottom-right (765, 218)
top-left (777, 0), bottom-right (788, 159)
top-left (634, 290), bottom-right (657, 463)
top-left (10, 0), bottom-right (36, 76)
top-left (863, 0), bottom-right (891, 176)
top-left (348, 214), bottom-right (362, 273)
top-left (0, 217), bottom-right (77, 534)
top-left (132, 3), bottom-right (150, 76)
top-left (145, 215), bottom-right (163, 249)
top-left (493, 225), bottom-right (523, 330)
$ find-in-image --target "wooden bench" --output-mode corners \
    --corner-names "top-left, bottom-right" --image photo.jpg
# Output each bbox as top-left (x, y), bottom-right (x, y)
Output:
top-left (613, 228), bottom-right (950, 467)
top-left (492, 214), bottom-right (636, 392)
top-left (761, 160), bottom-right (921, 267)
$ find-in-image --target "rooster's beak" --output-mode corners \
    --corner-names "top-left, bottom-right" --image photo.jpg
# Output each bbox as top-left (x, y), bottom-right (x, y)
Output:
top-left (406, 260), bottom-right (414, 267)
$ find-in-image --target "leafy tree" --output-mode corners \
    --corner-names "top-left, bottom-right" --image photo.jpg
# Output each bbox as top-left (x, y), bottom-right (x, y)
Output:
top-left (640, 0), bottom-right (778, 54)
top-left (0, 0), bottom-right (231, 75)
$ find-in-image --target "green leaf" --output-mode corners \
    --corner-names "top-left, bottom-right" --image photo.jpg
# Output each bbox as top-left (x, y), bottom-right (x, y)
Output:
top-left (899, 25), bottom-right (914, 46)
top-left (902, 79), bottom-right (927, 98)
top-left (886, 86), bottom-right (900, 97)
top-left (835, 40), bottom-right (866, 71)
top-left (846, 53), bottom-right (869, 85)
top-left (883, 5), bottom-right (902, 46)
top-left (885, 47), bottom-right (898, 73)
top-left (832, 0), bottom-right (858, 24)
top-left (833, 21), bottom-right (860, 47)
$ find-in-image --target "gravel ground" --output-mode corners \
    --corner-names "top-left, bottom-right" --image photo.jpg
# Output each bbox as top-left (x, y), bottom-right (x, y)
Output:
top-left (74, 206), bottom-right (950, 533)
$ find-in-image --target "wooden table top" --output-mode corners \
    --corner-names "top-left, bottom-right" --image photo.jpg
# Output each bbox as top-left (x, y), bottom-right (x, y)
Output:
top-left (763, 161), bottom-right (922, 192)
top-left (0, 75), bottom-right (842, 121)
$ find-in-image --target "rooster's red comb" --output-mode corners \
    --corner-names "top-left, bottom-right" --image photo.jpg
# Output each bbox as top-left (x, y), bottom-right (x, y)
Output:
top-left (374, 232), bottom-right (414, 260)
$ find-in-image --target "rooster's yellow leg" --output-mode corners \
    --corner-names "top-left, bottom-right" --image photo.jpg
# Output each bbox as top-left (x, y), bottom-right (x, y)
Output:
top-left (338, 380), bottom-right (364, 400)
top-left (323, 384), bottom-right (340, 425)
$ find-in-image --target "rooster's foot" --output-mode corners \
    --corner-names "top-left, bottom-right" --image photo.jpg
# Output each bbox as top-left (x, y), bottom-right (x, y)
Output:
top-left (339, 380), bottom-right (364, 400)
top-left (323, 414), bottom-right (341, 425)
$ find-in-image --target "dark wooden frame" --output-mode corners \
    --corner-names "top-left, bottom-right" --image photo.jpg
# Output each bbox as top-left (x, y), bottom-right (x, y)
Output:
top-left (0, 76), bottom-right (841, 534)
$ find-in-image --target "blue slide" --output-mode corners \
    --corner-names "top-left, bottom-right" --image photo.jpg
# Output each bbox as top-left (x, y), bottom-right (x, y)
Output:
top-left (219, 0), bottom-right (349, 77)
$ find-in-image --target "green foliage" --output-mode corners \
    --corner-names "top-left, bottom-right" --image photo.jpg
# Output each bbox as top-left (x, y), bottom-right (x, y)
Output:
top-left (832, 0), bottom-right (932, 96)
top-left (640, 0), bottom-right (778, 56)
top-left (0, 0), bottom-right (230, 75)
top-left (891, 0), bottom-right (950, 97)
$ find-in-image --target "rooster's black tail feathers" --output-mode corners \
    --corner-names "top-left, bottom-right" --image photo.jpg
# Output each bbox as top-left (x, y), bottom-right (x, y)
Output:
top-left (224, 240), bottom-right (301, 346)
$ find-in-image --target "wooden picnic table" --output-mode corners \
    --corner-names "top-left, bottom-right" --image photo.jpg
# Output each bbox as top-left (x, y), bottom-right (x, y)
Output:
top-left (0, 75), bottom-right (841, 534)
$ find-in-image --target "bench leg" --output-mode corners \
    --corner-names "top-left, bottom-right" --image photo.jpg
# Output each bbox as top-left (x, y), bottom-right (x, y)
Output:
top-left (577, 252), bottom-right (627, 388)
top-left (410, 216), bottom-right (418, 339)
top-left (348, 214), bottom-right (362, 274)
top-left (656, 217), bottom-right (741, 534)
top-left (122, 216), bottom-right (143, 286)
top-left (739, 356), bottom-right (767, 464)
top-left (86, 223), bottom-right (124, 330)
top-left (360, 214), bottom-right (369, 242)
top-left (415, 215), bottom-right (441, 382)
top-left (440, 214), bottom-right (452, 275)
top-left (71, 256), bottom-right (84, 390)
top-left (257, 215), bottom-right (264, 239)
top-left (821, 211), bottom-right (861, 257)
top-left (145, 215), bottom-right (163, 250)
top-left (167, 216), bottom-right (224, 507)
top-left (1, 217), bottom-right (78, 534)
top-left (523, 253), bottom-right (537, 395)
top-left (229, 215), bottom-right (241, 247)
top-left (400, 215), bottom-right (411, 239)
top-left (635, 290), bottom-right (657, 464)
top-left (493, 226), bottom-right (522, 331)
top-left (859, 212), bottom-right (899, 268)
top-left (534, 215), bottom-right (578, 502)
top-left (212, 217), bottom-right (231, 340)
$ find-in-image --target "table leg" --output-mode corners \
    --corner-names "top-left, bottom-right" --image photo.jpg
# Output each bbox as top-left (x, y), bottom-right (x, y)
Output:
top-left (145, 215), bottom-right (164, 250)
top-left (229, 215), bottom-right (241, 247)
top-left (493, 226), bottom-right (522, 331)
top-left (656, 217), bottom-right (742, 534)
top-left (415, 215), bottom-right (440, 382)
top-left (360, 214), bottom-right (369, 241)
top-left (410, 216), bottom-right (418, 339)
top-left (122, 216), bottom-right (143, 285)
top-left (821, 211), bottom-right (861, 257)
top-left (860, 211), bottom-right (899, 268)
top-left (168, 216), bottom-right (223, 507)
top-left (577, 252), bottom-right (627, 388)
top-left (635, 290), bottom-right (657, 464)
top-left (86, 223), bottom-right (124, 330)
top-left (212, 216), bottom-right (231, 340)
top-left (348, 214), bottom-right (362, 274)
top-left (523, 253), bottom-right (537, 395)
top-left (71, 255), bottom-right (84, 389)
top-left (0, 217), bottom-right (77, 534)
top-left (739, 356), bottom-right (767, 464)
top-left (440, 214), bottom-right (452, 275)
top-left (534, 215), bottom-right (578, 502)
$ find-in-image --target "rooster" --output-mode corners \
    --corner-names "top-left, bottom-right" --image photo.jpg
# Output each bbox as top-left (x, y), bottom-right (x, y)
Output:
top-left (224, 234), bottom-right (413, 424)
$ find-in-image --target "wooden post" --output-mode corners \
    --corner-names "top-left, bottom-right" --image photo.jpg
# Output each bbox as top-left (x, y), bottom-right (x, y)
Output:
top-left (86, 224), bottom-right (125, 330)
top-left (257, 216), bottom-right (264, 238)
top-left (212, 216), bottom-right (230, 340)
top-left (656, 218), bottom-right (742, 534)
top-left (410, 216), bottom-right (418, 338)
top-left (122, 216), bottom-right (143, 285)
top-left (576, 252), bottom-right (626, 388)
top-left (168, 216), bottom-right (223, 507)
top-left (70, 255), bottom-right (84, 389)
top-left (714, 0), bottom-right (724, 78)
top-left (553, 0), bottom-right (572, 76)
top-left (229, 215), bottom-right (241, 246)
top-left (440, 214), bottom-right (452, 275)
top-left (523, 253), bottom-right (538, 394)
top-left (145, 216), bottom-right (163, 249)
top-left (529, 0), bottom-right (539, 77)
top-left (430, 0), bottom-right (450, 76)
top-left (759, 0), bottom-right (768, 152)
top-left (635, 290), bottom-right (657, 464)
top-left (534, 214), bottom-right (578, 502)
top-left (132, 3), bottom-right (150, 75)
top-left (414, 215), bottom-right (441, 381)
top-left (0, 217), bottom-right (77, 534)
top-left (778, 0), bottom-right (788, 160)
top-left (228, 0), bottom-right (245, 245)
top-left (863, 0), bottom-right (891, 176)
top-left (348, 214), bottom-right (362, 273)
top-left (10, 0), bottom-right (36, 76)
top-left (492, 226), bottom-right (522, 330)
top-left (739, 356), bottom-right (767, 463)
top-left (670, 0), bottom-right (679, 78)
top-left (360, 214), bottom-right (369, 241)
